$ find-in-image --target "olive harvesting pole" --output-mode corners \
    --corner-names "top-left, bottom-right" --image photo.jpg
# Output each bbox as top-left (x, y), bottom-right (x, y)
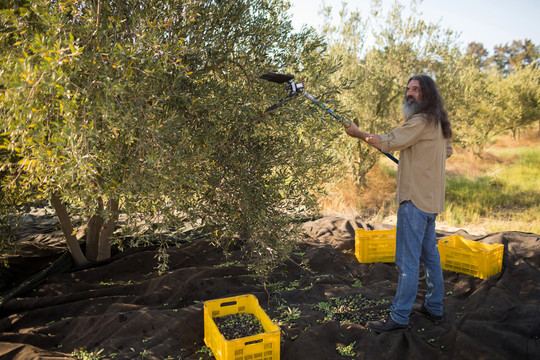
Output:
top-left (260, 73), bottom-right (399, 165)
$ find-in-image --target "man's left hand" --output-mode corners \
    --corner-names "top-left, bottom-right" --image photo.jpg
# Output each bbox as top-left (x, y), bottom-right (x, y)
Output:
top-left (366, 135), bottom-right (382, 150)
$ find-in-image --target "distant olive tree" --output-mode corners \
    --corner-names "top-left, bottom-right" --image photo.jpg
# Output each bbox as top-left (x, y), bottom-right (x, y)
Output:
top-left (488, 65), bottom-right (540, 137)
top-left (466, 42), bottom-right (490, 70)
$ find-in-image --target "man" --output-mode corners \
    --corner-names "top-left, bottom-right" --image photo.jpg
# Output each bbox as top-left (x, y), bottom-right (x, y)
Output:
top-left (344, 75), bottom-right (453, 333)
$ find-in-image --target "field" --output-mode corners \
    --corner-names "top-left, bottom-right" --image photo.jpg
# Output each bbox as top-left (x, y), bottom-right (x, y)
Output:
top-left (319, 127), bottom-right (540, 235)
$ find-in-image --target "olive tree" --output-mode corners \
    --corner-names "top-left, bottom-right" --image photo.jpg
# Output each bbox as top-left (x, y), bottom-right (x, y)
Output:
top-left (490, 65), bottom-right (540, 136)
top-left (1, 0), bottom-right (336, 276)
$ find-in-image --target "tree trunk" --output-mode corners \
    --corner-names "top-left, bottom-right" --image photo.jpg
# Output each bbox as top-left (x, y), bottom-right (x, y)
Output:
top-left (50, 193), bottom-right (89, 267)
top-left (86, 198), bottom-right (104, 262)
top-left (96, 198), bottom-right (119, 261)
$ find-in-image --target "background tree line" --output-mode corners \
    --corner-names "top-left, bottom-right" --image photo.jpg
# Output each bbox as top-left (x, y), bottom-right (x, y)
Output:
top-left (1, 0), bottom-right (539, 277)
top-left (467, 39), bottom-right (539, 74)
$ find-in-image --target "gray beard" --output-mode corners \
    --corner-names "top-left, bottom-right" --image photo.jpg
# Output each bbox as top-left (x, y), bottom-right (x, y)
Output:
top-left (402, 101), bottom-right (421, 118)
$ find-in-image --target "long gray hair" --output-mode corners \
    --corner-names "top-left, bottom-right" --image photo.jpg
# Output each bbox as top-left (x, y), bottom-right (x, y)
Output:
top-left (406, 75), bottom-right (452, 139)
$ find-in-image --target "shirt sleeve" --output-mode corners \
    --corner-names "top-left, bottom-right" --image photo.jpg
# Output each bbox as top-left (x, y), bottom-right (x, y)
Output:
top-left (379, 115), bottom-right (427, 153)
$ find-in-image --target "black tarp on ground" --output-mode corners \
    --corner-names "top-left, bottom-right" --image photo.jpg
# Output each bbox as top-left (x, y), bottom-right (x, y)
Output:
top-left (1, 216), bottom-right (539, 359)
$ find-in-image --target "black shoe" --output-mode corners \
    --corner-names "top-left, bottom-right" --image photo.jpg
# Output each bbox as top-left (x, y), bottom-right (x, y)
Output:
top-left (366, 316), bottom-right (409, 333)
top-left (412, 303), bottom-right (443, 322)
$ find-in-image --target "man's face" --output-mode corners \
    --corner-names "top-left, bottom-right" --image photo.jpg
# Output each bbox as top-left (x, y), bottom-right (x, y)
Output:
top-left (406, 79), bottom-right (421, 103)
top-left (402, 79), bottom-right (422, 117)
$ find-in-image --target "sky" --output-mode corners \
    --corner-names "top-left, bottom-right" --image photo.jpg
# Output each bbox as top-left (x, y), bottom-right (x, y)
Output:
top-left (289, 0), bottom-right (540, 52)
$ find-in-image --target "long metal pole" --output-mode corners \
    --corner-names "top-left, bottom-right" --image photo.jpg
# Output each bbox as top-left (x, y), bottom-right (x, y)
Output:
top-left (303, 91), bottom-right (399, 165)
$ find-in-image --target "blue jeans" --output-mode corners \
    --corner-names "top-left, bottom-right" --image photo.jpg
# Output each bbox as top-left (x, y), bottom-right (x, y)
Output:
top-left (390, 201), bottom-right (444, 325)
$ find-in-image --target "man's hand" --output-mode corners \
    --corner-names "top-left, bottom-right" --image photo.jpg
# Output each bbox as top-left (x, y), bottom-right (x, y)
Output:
top-left (343, 122), bottom-right (381, 150)
top-left (343, 122), bottom-right (365, 140)
top-left (366, 135), bottom-right (381, 150)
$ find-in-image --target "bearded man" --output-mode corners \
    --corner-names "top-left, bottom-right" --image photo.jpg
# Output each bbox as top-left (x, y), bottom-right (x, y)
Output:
top-left (344, 74), bottom-right (453, 333)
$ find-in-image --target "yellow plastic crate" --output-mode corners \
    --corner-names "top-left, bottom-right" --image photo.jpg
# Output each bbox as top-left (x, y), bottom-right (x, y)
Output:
top-left (203, 294), bottom-right (280, 360)
top-left (437, 235), bottom-right (504, 279)
top-left (355, 228), bottom-right (396, 263)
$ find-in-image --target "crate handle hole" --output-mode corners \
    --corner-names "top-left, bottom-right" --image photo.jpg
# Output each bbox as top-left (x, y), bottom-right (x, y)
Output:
top-left (245, 339), bottom-right (263, 346)
top-left (220, 301), bottom-right (237, 307)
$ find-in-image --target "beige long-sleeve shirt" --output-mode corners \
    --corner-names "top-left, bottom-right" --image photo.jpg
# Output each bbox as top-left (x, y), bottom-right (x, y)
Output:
top-left (379, 114), bottom-right (453, 214)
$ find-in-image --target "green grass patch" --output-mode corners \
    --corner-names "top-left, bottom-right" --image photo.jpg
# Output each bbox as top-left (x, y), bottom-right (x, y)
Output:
top-left (442, 145), bottom-right (540, 233)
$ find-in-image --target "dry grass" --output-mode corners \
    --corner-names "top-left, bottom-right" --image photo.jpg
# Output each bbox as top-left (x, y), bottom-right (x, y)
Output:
top-left (447, 129), bottom-right (540, 178)
top-left (318, 161), bottom-right (397, 221)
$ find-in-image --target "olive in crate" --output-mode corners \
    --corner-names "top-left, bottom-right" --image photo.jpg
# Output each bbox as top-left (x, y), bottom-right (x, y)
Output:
top-left (214, 313), bottom-right (264, 340)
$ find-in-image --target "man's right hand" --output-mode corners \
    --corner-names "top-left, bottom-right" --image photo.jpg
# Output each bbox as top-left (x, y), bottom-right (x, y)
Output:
top-left (343, 122), bottom-right (363, 139)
